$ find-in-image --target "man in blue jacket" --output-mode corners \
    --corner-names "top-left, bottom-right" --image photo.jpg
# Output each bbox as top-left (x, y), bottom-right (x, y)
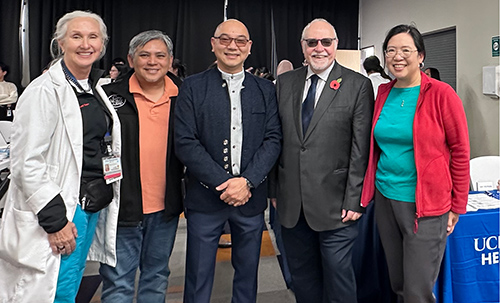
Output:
top-left (174, 19), bottom-right (282, 303)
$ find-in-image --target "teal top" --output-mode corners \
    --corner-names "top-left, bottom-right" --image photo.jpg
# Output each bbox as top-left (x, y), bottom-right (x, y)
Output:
top-left (373, 86), bottom-right (420, 202)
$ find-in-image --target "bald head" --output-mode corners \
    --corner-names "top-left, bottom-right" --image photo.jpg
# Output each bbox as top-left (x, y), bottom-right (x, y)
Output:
top-left (214, 19), bottom-right (250, 40)
top-left (211, 18), bottom-right (252, 74)
top-left (301, 18), bottom-right (336, 41)
top-left (277, 60), bottom-right (294, 76)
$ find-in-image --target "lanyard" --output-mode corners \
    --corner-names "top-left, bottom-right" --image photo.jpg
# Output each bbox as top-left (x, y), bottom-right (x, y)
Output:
top-left (61, 60), bottom-right (92, 93)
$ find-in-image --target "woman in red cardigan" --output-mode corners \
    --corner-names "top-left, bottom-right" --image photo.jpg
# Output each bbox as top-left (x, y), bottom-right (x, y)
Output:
top-left (360, 24), bottom-right (470, 303)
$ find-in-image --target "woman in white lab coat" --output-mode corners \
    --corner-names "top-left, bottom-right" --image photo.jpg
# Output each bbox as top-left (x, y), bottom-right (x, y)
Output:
top-left (0, 11), bottom-right (121, 303)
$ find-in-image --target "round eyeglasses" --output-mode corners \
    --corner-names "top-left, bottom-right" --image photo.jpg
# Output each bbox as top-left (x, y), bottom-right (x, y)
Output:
top-left (384, 48), bottom-right (418, 58)
top-left (213, 35), bottom-right (249, 47)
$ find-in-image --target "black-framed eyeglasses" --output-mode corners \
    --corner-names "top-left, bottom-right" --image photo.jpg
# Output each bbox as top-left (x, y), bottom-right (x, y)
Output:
top-left (213, 34), bottom-right (249, 47)
top-left (302, 38), bottom-right (337, 48)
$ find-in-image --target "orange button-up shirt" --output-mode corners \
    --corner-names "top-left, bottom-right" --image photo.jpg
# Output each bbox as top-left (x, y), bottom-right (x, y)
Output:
top-left (129, 74), bottom-right (178, 214)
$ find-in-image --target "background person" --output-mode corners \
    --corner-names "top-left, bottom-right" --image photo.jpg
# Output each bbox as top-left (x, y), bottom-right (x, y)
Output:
top-left (175, 19), bottom-right (281, 303)
top-left (363, 55), bottom-right (392, 97)
top-left (276, 59), bottom-right (294, 76)
top-left (109, 62), bottom-right (130, 82)
top-left (424, 67), bottom-right (441, 80)
top-left (269, 58), bottom-right (294, 290)
top-left (0, 62), bottom-right (18, 121)
top-left (0, 10), bottom-right (121, 303)
top-left (169, 58), bottom-right (187, 80)
top-left (99, 30), bottom-right (184, 303)
top-left (361, 24), bottom-right (470, 303)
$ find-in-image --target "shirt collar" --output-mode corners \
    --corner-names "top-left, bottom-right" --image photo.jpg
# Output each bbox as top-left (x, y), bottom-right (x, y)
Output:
top-left (306, 61), bottom-right (335, 82)
top-left (219, 68), bottom-right (245, 82)
top-left (129, 74), bottom-right (179, 99)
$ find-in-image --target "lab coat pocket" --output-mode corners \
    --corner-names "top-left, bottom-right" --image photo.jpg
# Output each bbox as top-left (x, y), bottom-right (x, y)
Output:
top-left (0, 207), bottom-right (51, 273)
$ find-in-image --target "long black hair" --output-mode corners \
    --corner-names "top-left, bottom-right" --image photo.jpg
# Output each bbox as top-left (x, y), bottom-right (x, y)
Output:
top-left (363, 56), bottom-right (392, 80)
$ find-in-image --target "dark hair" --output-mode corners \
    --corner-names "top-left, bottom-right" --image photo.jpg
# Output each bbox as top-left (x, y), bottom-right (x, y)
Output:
top-left (110, 63), bottom-right (130, 82)
top-left (0, 62), bottom-right (9, 74)
top-left (383, 24), bottom-right (426, 62)
top-left (425, 67), bottom-right (441, 80)
top-left (172, 58), bottom-right (187, 80)
top-left (363, 56), bottom-right (391, 80)
top-left (253, 66), bottom-right (275, 81)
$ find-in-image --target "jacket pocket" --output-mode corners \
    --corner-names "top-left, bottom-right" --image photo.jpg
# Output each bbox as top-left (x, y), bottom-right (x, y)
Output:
top-left (0, 207), bottom-right (51, 273)
top-left (421, 156), bottom-right (452, 210)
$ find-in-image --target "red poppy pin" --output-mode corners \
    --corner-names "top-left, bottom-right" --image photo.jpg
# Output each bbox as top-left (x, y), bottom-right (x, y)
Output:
top-left (330, 78), bottom-right (342, 90)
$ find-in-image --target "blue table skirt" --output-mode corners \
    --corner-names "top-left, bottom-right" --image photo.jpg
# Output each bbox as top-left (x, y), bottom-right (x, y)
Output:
top-left (434, 208), bottom-right (500, 303)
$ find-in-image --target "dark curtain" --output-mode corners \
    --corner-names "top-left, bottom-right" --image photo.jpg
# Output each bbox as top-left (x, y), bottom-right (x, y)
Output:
top-left (27, 0), bottom-right (223, 81)
top-left (174, 0), bottom-right (225, 75)
top-left (1, 0), bottom-right (358, 85)
top-left (229, 0), bottom-right (359, 71)
top-left (226, 0), bottom-right (273, 72)
top-left (0, 0), bottom-right (21, 89)
top-left (28, 0), bottom-right (113, 79)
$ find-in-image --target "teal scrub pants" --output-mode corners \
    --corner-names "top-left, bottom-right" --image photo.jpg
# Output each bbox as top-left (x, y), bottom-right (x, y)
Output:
top-left (54, 204), bottom-right (100, 303)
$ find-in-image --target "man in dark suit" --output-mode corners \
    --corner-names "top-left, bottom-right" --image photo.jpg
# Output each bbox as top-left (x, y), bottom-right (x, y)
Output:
top-left (270, 18), bottom-right (374, 303)
top-left (174, 19), bottom-right (281, 303)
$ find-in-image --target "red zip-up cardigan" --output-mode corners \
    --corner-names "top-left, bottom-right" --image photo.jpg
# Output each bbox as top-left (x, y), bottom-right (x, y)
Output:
top-left (361, 72), bottom-right (470, 218)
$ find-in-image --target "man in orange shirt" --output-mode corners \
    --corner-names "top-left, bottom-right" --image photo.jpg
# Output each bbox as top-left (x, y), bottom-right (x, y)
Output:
top-left (100, 30), bottom-right (184, 303)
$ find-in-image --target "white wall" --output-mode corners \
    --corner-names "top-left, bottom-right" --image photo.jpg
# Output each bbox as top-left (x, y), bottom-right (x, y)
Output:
top-left (360, 0), bottom-right (500, 158)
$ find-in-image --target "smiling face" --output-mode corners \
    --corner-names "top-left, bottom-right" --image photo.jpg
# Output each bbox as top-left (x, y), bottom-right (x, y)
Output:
top-left (211, 20), bottom-right (252, 74)
top-left (128, 39), bottom-right (171, 85)
top-left (301, 20), bottom-right (338, 74)
top-left (59, 17), bottom-right (103, 79)
top-left (385, 33), bottom-right (424, 87)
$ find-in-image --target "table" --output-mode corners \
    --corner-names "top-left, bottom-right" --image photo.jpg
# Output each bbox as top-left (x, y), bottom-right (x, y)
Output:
top-left (434, 197), bottom-right (500, 303)
top-left (0, 158), bottom-right (9, 171)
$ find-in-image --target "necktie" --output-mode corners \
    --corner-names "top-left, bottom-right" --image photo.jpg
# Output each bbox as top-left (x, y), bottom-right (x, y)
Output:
top-left (302, 74), bottom-right (318, 135)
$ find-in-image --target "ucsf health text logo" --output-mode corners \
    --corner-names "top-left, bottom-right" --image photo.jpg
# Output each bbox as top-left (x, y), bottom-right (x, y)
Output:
top-left (474, 235), bottom-right (500, 265)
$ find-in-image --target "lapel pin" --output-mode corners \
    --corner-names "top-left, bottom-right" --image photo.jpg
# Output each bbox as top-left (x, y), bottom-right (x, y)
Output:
top-left (330, 78), bottom-right (342, 90)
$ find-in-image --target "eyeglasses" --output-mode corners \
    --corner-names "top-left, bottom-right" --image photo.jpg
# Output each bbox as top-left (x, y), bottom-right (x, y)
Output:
top-left (302, 38), bottom-right (337, 48)
top-left (384, 47), bottom-right (418, 58)
top-left (213, 34), bottom-right (249, 47)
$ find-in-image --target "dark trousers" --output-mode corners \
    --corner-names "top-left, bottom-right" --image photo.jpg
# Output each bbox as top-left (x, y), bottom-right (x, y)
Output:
top-left (375, 189), bottom-right (448, 303)
top-left (183, 207), bottom-right (264, 303)
top-left (282, 212), bottom-right (359, 303)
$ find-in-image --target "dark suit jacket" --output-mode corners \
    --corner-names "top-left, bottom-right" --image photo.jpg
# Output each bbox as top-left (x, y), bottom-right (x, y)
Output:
top-left (272, 62), bottom-right (373, 231)
top-left (102, 71), bottom-right (184, 223)
top-left (174, 68), bottom-right (282, 216)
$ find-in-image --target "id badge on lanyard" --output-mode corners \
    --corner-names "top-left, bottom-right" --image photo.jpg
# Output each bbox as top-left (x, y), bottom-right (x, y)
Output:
top-left (102, 134), bottom-right (123, 184)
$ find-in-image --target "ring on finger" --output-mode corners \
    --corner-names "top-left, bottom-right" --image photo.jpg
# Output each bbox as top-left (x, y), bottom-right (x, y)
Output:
top-left (57, 245), bottom-right (65, 250)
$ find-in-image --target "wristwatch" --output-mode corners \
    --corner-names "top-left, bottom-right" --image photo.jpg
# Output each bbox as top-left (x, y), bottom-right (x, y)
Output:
top-left (244, 177), bottom-right (254, 189)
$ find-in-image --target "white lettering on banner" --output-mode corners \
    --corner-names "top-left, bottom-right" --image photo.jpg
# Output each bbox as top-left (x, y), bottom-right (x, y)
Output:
top-left (474, 235), bottom-right (500, 265)
top-left (481, 252), bottom-right (499, 265)
top-left (474, 236), bottom-right (499, 251)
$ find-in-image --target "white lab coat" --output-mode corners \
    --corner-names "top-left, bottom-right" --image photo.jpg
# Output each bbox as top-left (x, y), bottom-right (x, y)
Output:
top-left (0, 60), bottom-right (121, 303)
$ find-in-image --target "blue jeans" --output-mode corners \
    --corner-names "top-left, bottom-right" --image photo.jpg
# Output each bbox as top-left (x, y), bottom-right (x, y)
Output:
top-left (55, 204), bottom-right (100, 303)
top-left (99, 211), bottom-right (179, 303)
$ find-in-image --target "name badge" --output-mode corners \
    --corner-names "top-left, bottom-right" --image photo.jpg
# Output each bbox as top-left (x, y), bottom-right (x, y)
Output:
top-left (102, 156), bottom-right (123, 184)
